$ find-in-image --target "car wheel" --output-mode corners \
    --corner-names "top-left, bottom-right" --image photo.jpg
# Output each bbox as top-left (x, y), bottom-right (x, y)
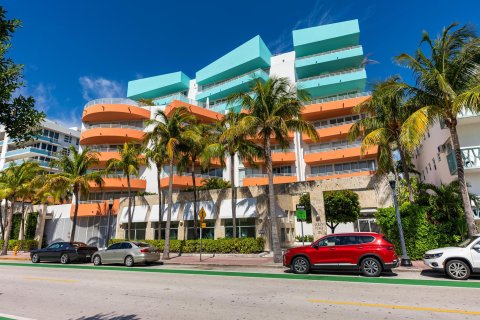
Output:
top-left (446, 260), bottom-right (471, 280)
top-left (361, 257), bottom-right (382, 277)
top-left (93, 255), bottom-right (102, 266)
top-left (124, 255), bottom-right (134, 267)
top-left (31, 253), bottom-right (40, 263)
top-left (292, 256), bottom-right (310, 274)
top-left (60, 253), bottom-right (70, 264)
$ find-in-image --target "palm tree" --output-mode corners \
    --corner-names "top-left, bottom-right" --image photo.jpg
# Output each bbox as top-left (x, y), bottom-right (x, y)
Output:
top-left (45, 146), bottom-right (104, 243)
top-left (348, 76), bottom-right (416, 202)
top-left (0, 161), bottom-right (41, 254)
top-left (143, 135), bottom-right (168, 240)
top-left (396, 23), bottom-right (480, 236)
top-left (202, 112), bottom-right (261, 238)
top-left (148, 106), bottom-right (196, 259)
top-left (106, 142), bottom-right (144, 240)
top-left (227, 77), bottom-right (319, 262)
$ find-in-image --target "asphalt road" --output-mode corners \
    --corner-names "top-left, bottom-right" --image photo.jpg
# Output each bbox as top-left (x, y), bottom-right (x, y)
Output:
top-left (0, 262), bottom-right (479, 320)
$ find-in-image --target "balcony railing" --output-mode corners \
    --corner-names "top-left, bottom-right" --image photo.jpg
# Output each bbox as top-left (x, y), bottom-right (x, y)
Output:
top-left (245, 173), bottom-right (296, 178)
top-left (272, 148), bottom-right (296, 153)
top-left (305, 141), bottom-right (362, 154)
top-left (5, 147), bottom-right (57, 158)
top-left (153, 92), bottom-right (199, 106)
top-left (84, 98), bottom-right (139, 109)
top-left (447, 147), bottom-right (480, 175)
top-left (37, 135), bottom-right (60, 144)
top-left (84, 122), bottom-right (145, 130)
top-left (198, 68), bottom-right (269, 93)
top-left (307, 91), bottom-right (371, 105)
top-left (306, 168), bottom-right (372, 178)
top-left (297, 68), bottom-right (365, 83)
top-left (458, 109), bottom-right (480, 119)
top-left (296, 45), bottom-right (362, 61)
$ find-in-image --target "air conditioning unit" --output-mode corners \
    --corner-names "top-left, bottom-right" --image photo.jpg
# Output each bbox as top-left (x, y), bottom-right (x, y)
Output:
top-left (438, 144), bottom-right (447, 153)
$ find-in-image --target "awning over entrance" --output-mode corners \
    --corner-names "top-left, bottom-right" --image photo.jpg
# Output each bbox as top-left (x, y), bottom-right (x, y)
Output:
top-left (219, 198), bottom-right (257, 219)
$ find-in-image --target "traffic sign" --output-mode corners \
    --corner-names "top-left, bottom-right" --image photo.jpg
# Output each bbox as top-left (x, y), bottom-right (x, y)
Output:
top-left (201, 222), bottom-right (207, 229)
top-left (296, 204), bottom-right (307, 221)
top-left (198, 207), bottom-right (206, 222)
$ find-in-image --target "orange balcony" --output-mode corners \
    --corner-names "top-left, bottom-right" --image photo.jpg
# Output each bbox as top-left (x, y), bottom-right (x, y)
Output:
top-left (246, 150), bottom-right (296, 166)
top-left (306, 170), bottom-right (375, 182)
top-left (303, 123), bottom-right (353, 143)
top-left (165, 100), bottom-right (224, 123)
top-left (302, 96), bottom-right (370, 121)
top-left (304, 146), bottom-right (377, 165)
top-left (80, 127), bottom-right (144, 145)
top-left (247, 131), bottom-right (295, 144)
top-left (159, 174), bottom-right (207, 190)
top-left (88, 177), bottom-right (146, 191)
top-left (82, 104), bottom-right (150, 123)
top-left (242, 174), bottom-right (297, 187)
top-left (70, 199), bottom-right (120, 218)
top-left (94, 152), bottom-right (145, 165)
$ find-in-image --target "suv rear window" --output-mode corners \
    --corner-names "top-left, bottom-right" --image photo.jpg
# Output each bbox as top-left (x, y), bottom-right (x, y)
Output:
top-left (357, 236), bottom-right (375, 244)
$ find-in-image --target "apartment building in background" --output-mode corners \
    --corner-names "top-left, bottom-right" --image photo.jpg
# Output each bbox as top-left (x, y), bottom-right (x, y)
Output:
top-left (0, 119), bottom-right (80, 172)
top-left (414, 110), bottom-right (480, 220)
top-left (43, 19), bottom-right (384, 247)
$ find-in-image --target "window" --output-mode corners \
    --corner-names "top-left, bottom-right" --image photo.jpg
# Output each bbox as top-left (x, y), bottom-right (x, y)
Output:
top-left (120, 242), bottom-right (132, 249)
top-left (433, 158), bottom-right (437, 170)
top-left (64, 135), bottom-right (72, 143)
top-left (272, 166), bottom-right (292, 175)
top-left (438, 153), bottom-right (441, 162)
top-left (153, 221), bottom-right (179, 240)
top-left (317, 236), bottom-right (336, 247)
top-left (186, 220), bottom-right (214, 240)
top-left (107, 243), bottom-right (123, 250)
top-left (62, 148), bottom-right (70, 156)
top-left (47, 243), bottom-right (61, 249)
top-left (354, 219), bottom-right (381, 233)
top-left (225, 218), bottom-right (256, 238)
top-left (122, 223), bottom-right (147, 240)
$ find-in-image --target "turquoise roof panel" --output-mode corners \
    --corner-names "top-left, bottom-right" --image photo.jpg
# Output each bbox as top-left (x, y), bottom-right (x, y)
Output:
top-left (196, 35), bottom-right (271, 85)
top-left (293, 20), bottom-right (360, 58)
top-left (127, 71), bottom-right (190, 100)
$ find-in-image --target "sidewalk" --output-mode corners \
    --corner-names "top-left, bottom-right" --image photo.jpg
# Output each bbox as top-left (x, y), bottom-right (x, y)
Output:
top-left (0, 251), bottom-right (429, 272)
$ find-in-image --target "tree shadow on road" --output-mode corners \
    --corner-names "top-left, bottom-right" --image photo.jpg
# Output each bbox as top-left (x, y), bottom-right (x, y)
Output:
top-left (72, 313), bottom-right (140, 320)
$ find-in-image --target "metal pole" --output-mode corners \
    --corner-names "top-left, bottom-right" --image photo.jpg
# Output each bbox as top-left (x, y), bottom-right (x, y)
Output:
top-left (390, 181), bottom-right (412, 267)
top-left (199, 226), bottom-right (202, 262)
top-left (301, 220), bottom-right (304, 246)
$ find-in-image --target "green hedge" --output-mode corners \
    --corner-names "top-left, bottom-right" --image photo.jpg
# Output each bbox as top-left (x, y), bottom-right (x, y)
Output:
top-left (376, 204), bottom-right (440, 260)
top-left (295, 235), bottom-right (314, 242)
top-left (109, 238), bottom-right (265, 254)
top-left (0, 239), bottom-right (39, 251)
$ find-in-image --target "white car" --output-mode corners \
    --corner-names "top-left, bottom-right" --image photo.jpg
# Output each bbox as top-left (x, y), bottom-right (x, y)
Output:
top-left (423, 235), bottom-right (480, 280)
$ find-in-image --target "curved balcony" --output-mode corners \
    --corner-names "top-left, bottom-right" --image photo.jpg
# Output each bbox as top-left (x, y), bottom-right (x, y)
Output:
top-left (80, 127), bottom-right (144, 145)
top-left (70, 199), bottom-right (120, 217)
top-left (303, 123), bottom-right (353, 143)
top-left (88, 177), bottom-right (146, 191)
top-left (82, 99), bottom-right (150, 123)
top-left (164, 100), bottom-right (223, 123)
top-left (159, 175), bottom-right (206, 190)
top-left (301, 94), bottom-right (370, 121)
top-left (304, 146), bottom-right (377, 165)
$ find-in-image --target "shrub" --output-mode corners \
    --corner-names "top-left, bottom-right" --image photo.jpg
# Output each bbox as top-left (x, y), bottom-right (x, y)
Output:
top-left (295, 235), bottom-right (313, 242)
top-left (376, 204), bottom-right (440, 260)
top-left (109, 237), bottom-right (265, 254)
top-left (0, 239), bottom-right (39, 251)
top-left (324, 190), bottom-right (360, 233)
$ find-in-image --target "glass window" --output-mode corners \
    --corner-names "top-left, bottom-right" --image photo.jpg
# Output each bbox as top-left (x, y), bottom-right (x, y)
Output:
top-left (186, 220), bottom-right (214, 240)
top-left (122, 223), bottom-right (147, 240)
top-left (317, 236), bottom-right (336, 247)
top-left (120, 242), bottom-right (132, 249)
top-left (335, 236), bottom-right (358, 246)
top-left (225, 218), bottom-right (256, 238)
top-left (107, 243), bottom-right (122, 250)
top-left (357, 236), bottom-right (375, 244)
top-left (153, 221), bottom-right (179, 240)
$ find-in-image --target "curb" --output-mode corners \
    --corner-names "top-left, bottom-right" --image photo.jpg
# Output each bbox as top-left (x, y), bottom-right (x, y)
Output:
top-left (162, 261), bottom-right (283, 269)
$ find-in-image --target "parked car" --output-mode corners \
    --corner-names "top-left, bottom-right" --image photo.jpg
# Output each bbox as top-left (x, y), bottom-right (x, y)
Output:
top-left (92, 241), bottom-right (160, 267)
top-left (423, 234), bottom-right (480, 280)
top-left (30, 242), bottom-right (98, 264)
top-left (283, 232), bottom-right (398, 277)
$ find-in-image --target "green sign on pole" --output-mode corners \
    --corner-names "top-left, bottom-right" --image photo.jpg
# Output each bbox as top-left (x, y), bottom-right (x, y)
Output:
top-left (296, 204), bottom-right (307, 221)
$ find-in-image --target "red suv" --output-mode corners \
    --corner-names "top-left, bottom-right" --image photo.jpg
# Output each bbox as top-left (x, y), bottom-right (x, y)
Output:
top-left (283, 232), bottom-right (398, 277)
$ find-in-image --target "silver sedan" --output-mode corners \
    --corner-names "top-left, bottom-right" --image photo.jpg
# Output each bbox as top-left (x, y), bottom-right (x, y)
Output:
top-left (92, 242), bottom-right (160, 267)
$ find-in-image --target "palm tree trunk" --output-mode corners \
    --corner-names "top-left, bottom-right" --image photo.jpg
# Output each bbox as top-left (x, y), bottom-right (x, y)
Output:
top-left (19, 199), bottom-right (26, 241)
top-left (126, 175), bottom-right (132, 240)
top-left (157, 164), bottom-right (162, 240)
top-left (70, 187), bottom-right (79, 243)
top-left (265, 138), bottom-right (282, 263)
top-left (396, 139), bottom-right (415, 202)
top-left (191, 160), bottom-right (198, 239)
top-left (448, 125), bottom-right (477, 236)
top-left (1, 197), bottom-right (15, 255)
top-left (230, 153), bottom-right (237, 238)
top-left (0, 202), bottom-right (4, 238)
top-left (163, 155), bottom-right (175, 260)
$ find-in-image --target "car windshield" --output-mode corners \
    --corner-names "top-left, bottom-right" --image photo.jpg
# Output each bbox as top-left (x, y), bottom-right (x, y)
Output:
top-left (458, 236), bottom-right (479, 248)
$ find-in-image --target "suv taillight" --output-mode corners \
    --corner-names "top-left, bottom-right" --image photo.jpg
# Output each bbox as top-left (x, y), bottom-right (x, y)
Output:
top-left (387, 246), bottom-right (394, 250)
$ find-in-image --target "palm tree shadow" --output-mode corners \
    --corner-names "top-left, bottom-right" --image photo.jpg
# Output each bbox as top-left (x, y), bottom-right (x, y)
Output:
top-left (72, 313), bottom-right (140, 320)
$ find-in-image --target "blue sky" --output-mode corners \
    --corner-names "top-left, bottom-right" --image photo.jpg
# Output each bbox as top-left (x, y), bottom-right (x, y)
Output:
top-left (5, 0), bottom-right (480, 127)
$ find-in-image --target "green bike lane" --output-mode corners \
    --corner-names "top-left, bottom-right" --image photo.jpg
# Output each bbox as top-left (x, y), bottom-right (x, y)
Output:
top-left (1, 261), bottom-right (479, 289)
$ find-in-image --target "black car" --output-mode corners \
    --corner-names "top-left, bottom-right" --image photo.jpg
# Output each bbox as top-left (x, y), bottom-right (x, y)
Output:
top-left (30, 242), bottom-right (98, 264)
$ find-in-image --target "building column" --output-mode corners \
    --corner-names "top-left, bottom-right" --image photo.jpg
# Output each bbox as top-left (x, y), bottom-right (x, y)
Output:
top-left (145, 221), bottom-right (154, 240)
top-left (177, 220), bottom-right (186, 240)
top-left (214, 217), bottom-right (224, 239)
top-left (34, 204), bottom-right (47, 249)
top-left (309, 188), bottom-right (327, 241)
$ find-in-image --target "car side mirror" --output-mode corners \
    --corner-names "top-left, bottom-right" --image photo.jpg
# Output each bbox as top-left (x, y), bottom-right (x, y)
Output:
top-left (312, 243), bottom-right (319, 249)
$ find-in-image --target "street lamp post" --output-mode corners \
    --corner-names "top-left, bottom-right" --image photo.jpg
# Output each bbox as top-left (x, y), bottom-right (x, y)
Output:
top-left (105, 197), bottom-right (114, 248)
top-left (388, 173), bottom-right (412, 267)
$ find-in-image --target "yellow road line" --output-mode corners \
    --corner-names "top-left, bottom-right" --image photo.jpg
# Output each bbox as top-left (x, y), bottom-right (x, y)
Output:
top-left (308, 299), bottom-right (480, 316)
top-left (24, 277), bottom-right (79, 283)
